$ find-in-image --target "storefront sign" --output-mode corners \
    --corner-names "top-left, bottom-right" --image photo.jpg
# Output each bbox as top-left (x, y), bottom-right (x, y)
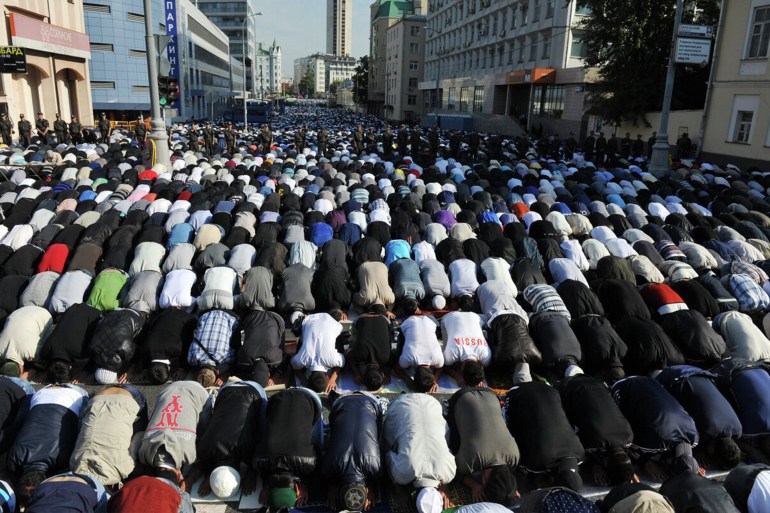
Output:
top-left (9, 14), bottom-right (90, 60)
top-left (0, 47), bottom-right (26, 73)
top-left (506, 68), bottom-right (556, 85)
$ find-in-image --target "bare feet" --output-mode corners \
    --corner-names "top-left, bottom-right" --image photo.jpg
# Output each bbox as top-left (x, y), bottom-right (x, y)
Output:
top-left (198, 476), bottom-right (212, 497)
top-left (644, 460), bottom-right (669, 482)
top-left (592, 463), bottom-right (609, 487)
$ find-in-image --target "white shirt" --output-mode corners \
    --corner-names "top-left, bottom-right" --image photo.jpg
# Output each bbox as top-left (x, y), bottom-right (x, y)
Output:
top-left (398, 315), bottom-right (444, 370)
top-left (159, 269), bottom-right (196, 309)
top-left (449, 259), bottom-right (480, 298)
top-left (31, 384), bottom-right (88, 414)
top-left (291, 313), bottom-right (345, 372)
top-left (480, 257), bottom-right (517, 296)
top-left (369, 209), bottom-right (391, 225)
top-left (441, 311), bottom-right (491, 366)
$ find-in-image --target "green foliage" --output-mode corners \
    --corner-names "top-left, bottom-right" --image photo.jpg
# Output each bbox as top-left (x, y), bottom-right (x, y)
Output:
top-left (579, 0), bottom-right (720, 125)
top-left (352, 55), bottom-right (369, 104)
top-left (298, 69), bottom-right (315, 97)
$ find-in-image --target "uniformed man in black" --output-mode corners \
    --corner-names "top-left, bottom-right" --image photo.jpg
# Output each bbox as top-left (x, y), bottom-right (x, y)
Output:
top-left (97, 113), bottom-right (111, 144)
top-left (595, 132), bottom-right (607, 165)
top-left (606, 133), bottom-right (619, 165)
top-left (632, 134), bottom-right (645, 159)
top-left (134, 116), bottom-right (147, 146)
top-left (468, 129), bottom-right (480, 158)
top-left (365, 128), bottom-right (376, 154)
top-left (53, 114), bottom-right (68, 145)
top-left (0, 113), bottom-right (13, 146)
top-left (490, 132), bottom-right (503, 160)
top-left (203, 121), bottom-right (215, 155)
top-left (428, 126), bottom-right (439, 157)
top-left (189, 122), bottom-right (200, 152)
top-left (583, 132), bottom-right (596, 162)
top-left (647, 132), bottom-right (657, 159)
top-left (295, 126), bottom-right (306, 151)
top-left (259, 124), bottom-right (272, 155)
top-left (17, 114), bottom-right (32, 147)
top-left (352, 125), bottom-right (364, 154)
top-left (620, 132), bottom-right (632, 158)
top-left (35, 113), bottom-right (50, 145)
top-left (410, 124), bottom-right (421, 157)
top-left (449, 130), bottom-right (461, 159)
top-left (224, 122), bottom-right (237, 154)
top-left (382, 126), bottom-right (394, 159)
top-left (397, 124), bottom-right (409, 156)
top-left (564, 132), bottom-right (577, 160)
top-left (317, 127), bottom-right (328, 156)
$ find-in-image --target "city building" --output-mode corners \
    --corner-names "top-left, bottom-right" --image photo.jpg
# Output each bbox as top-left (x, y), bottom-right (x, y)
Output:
top-left (368, 0), bottom-right (428, 118)
top-left (294, 53), bottom-right (357, 95)
top-left (85, 0), bottom-right (234, 120)
top-left (0, 0), bottom-right (93, 124)
top-left (327, 0), bottom-right (353, 56)
top-left (419, 0), bottom-right (594, 136)
top-left (700, 2), bottom-right (770, 168)
top-left (385, 14), bottom-right (427, 122)
top-left (253, 41), bottom-right (282, 97)
top-left (197, 0), bottom-right (262, 97)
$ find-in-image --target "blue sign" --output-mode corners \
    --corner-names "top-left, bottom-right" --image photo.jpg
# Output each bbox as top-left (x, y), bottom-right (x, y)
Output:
top-left (164, 0), bottom-right (179, 80)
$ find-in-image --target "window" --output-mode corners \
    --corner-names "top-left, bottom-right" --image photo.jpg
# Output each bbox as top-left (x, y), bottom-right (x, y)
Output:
top-left (90, 42), bottom-right (113, 51)
top-left (132, 85), bottom-right (150, 94)
top-left (575, 1), bottom-right (592, 15)
top-left (571, 31), bottom-right (587, 58)
top-left (410, 43), bottom-right (419, 53)
top-left (533, 0), bottom-right (540, 21)
top-left (473, 86), bottom-right (484, 112)
top-left (542, 33), bottom-right (551, 59)
top-left (529, 36), bottom-right (538, 61)
top-left (90, 81), bottom-right (115, 89)
top-left (408, 77), bottom-right (418, 90)
top-left (534, 85), bottom-right (565, 118)
top-left (460, 86), bottom-right (470, 111)
top-left (517, 39), bottom-right (525, 63)
top-left (126, 12), bottom-right (144, 22)
top-left (410, 26), bottom-right (420, 36)
top-left (129, 49), bottom-right (147, 59)
top-left (749, 7), bottom-right (770, 59)
top-left (408, 95), bottom-right (417, 105)
top-left (546, 0), bottom-right (555, 18)
top-left (734, 111), bottom-right (754, 143)
top-left (409, 60), bottom-right (419, 70)
top-left (448, 87), bottom-right (455, 109)
top-left (83, 3), bottom-right (110, 13)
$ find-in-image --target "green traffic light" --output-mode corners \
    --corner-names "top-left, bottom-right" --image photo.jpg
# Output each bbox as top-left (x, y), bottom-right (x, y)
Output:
top-left (160, 97), bottom-right (168, 106)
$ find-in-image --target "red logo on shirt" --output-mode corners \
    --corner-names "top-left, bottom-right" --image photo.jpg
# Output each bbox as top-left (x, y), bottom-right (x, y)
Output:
top-left (156, 395), bottom-right (184, 428)
top-left (454, 337), bottom-right (487, 346)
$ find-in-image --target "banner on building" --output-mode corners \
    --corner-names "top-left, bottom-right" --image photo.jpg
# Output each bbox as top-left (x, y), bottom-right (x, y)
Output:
top-left (9, 14), bottom-right (90, 60)
top-left (164, 0), bottom-right (179, 81)
top-left (0, 47), bottom-right (26, 73)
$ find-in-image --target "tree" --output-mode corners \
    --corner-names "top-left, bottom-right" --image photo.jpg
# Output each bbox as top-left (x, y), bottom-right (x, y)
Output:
top-left (352, 55), bottom-right (369, 104)
top-left (579, 0), bottom-right (720, 126)
top-left (298, 69), bottom-right (315, 97)
top-left (329, 80), bottom-right (343, 95)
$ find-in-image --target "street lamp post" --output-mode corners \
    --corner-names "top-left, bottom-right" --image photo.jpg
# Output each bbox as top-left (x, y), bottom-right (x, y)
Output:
top-left (424, 26), bottom-right (441, 118)
top-left (241, 12), bottom-right (263, 132)
top-left (142, 0), bottom-right (170, 166)
top-left (649, 0), bottom-right (684, 177)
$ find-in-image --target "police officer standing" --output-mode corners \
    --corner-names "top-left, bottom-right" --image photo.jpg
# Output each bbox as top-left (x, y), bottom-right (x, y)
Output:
top-left (0, 113), bottom-right (13, 146)
top-left (224, 122), bottom-right (237, 154)
top-left (410, 124), bottom-right (421, 157)
top-left (317, 126), bottom-right (328, 156)
top-left (428, 126), bottom-right (439, 157)
top-left (352, 125), bottom-right (364, 155)
top-left (69, 115), bottom-right (83, 145)
top-left (134, 116), bottom-right (147, 146)
top-left (468, 129), bottom-right (480, 158)
top-left (35, 113), bottom-right (50, 145)
top-left (397, 124), bottom-right (409, 156)
top-left (53, 114), bottom-right (68, 145)
top-left (259, 124), bottom-right (272, 155)
top-left (189, 122), bottom-right (200, 152)
top-left (203, 121), bottom-right (215, 155)
top-left (18, 114), bottom-right (32, 147)
top-left (98, 113), bottom-right (111, 144)
top-left (382, 126), bottom-right (394, 159)
top-left (295, 125), bottom-right (306, 152)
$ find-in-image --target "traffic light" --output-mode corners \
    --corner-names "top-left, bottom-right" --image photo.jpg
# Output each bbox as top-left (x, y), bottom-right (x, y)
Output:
top-left (167, 80), bottom-right (180, 107)
top-left (158, 75), bottom-right (171, 107)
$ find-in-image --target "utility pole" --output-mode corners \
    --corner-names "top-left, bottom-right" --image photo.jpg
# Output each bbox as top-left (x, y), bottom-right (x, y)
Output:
top-left (143, 0), bottom-right (170, 167)
top-left (649, 0), bottom-right (685, 177)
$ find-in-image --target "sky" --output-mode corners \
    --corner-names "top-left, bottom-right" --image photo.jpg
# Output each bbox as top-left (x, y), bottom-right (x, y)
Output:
top-left (254, 0), bottom-right (371, 79)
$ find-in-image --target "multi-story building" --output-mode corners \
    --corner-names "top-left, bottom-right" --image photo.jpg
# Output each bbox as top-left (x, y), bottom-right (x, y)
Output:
top-left (385, 14), bottom-right (427, 122)
top-left (420, 0), bottom-right (593, 136)
top-left (369, 0), bottom-right (428, 117)
top-left (327, 0), bottom-right (353, 56)
top-left (85, 0), bottom-right (234, 120)
top-left (700, 2), bottom-right (770, 168)
top-left (197, 0), bottom-right (262, 96)
top-left (253, 41), bottom-right (282, 97)
top-left (1, 0), bottom-right (93, 124)
top-left (294, 53), bottom-right (357, 95)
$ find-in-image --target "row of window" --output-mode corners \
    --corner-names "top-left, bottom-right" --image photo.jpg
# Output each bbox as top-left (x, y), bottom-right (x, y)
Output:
top-left (446, 85), bottom-right (485, 112)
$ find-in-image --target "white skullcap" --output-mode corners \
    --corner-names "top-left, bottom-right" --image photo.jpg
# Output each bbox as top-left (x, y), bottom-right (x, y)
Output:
top-left (209, 466), bottom-right (240, 498)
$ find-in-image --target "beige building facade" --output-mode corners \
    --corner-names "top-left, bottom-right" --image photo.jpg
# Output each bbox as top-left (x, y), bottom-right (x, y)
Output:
top-left (1, 0), bottom-right (92, 127)
top-left (385, 14), bottom-right (427, 122)
top-left (701, 0), bottom-right (770, 167)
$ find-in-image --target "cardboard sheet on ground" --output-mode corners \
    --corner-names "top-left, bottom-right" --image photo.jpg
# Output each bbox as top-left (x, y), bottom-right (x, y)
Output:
top-left (335, 370), bottom-right (461, 394)
top-left (189, 477), bottom-right (241, 503)
top-left (238, 476), bottom-right (263, 509)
